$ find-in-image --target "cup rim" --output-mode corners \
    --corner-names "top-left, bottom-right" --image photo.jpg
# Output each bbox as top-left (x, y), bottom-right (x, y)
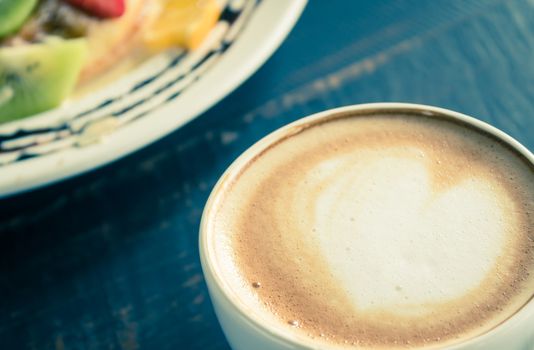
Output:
top-left (199, 102), bottom-right (534, 350)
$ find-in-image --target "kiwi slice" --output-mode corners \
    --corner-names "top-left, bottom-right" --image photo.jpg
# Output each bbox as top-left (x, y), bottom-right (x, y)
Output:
top-left (0, 0), bottom-right (38, 38)
top-left (0, 37), bottom-right (87, 123)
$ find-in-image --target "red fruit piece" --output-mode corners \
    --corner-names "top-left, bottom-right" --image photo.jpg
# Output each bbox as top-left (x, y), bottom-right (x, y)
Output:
top-left (66, 0), bottom-right (125, 18)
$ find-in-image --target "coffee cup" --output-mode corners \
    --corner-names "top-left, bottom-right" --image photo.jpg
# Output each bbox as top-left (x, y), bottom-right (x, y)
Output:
top-left (200, 103), bottom-right (534, 350)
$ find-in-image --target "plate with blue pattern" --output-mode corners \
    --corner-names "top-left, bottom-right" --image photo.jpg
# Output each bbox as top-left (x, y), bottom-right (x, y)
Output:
top-left (0, 0), bottom-right (306, 197)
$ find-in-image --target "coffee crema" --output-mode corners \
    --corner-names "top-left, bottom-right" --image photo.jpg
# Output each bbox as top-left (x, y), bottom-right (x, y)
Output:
top-left (209, 111), bottom-right (534, 349)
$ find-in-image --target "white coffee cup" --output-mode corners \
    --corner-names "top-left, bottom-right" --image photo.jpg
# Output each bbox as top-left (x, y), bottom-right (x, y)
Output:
top-left (199, 103), bottom-right (534, 350)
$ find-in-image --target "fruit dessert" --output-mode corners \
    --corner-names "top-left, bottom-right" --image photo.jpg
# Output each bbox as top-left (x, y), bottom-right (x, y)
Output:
top-left (0, 0), bottom-right (221, 123)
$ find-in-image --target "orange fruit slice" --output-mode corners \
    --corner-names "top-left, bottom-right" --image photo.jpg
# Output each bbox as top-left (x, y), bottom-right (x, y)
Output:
top-left (144, 0), bottom-right (221, 51)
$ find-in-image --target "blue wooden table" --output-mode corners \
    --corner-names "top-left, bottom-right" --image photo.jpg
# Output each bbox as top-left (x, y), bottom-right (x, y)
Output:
top-left (1, 1), bottom-right (534, 349)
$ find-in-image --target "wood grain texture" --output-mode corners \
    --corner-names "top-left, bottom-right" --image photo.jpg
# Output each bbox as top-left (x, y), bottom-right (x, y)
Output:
top-left (1, 0), bottom-right (533, 349)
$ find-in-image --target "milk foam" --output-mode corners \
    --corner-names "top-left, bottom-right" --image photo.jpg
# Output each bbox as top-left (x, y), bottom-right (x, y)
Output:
top-left (210, 112), bottom-right (534, 349)
top-left (307, 153), bottom-right (505, 312)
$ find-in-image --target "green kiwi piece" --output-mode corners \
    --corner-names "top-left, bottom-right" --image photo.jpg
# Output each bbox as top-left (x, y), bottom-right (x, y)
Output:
top-left (0, 0), bottom-right (38, 38)
top-left (0, 37), bottom-right (87, 123)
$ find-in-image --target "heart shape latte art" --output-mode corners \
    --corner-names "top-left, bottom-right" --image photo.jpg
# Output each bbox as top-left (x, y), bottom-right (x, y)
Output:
top-left (297, 150), bottom-right (507, 314)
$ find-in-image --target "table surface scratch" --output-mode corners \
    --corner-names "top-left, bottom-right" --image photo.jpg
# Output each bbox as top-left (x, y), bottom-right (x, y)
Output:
top-left (1, 1), bottom-right (533, 349)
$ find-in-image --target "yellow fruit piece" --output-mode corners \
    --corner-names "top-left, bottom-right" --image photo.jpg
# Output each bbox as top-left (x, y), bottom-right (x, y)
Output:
top-left (144, 0), bottom-right (221, 51)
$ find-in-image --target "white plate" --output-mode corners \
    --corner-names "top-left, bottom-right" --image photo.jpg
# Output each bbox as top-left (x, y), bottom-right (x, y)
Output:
top-left (0, 0), bottom-right (306, 197)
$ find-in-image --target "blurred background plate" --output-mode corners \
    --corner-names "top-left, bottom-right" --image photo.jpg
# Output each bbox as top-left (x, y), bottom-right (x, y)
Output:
top-left (0, 0), bottom-right (306, 197)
